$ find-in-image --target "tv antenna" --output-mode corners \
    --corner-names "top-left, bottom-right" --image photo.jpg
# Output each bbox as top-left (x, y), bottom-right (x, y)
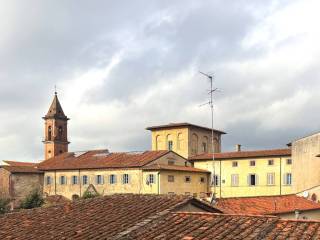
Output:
top-left (199, 71), bottom-right (219, 204)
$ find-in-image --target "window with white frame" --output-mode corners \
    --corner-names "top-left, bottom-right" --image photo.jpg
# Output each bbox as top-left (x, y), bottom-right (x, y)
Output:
top-left (147, 174), bottom-right (155, 184)
top-left (249, 160), bottom-right (256, 166)
top-left (231, 174), bottom-right (239, 187)
top-left (82, 175), bottom-right (89, 185)
top-left (248, 174), bottom-right (257, 186)
top-left (109, 174), bottom-right (117, 184)
top-left (284, 173), bottom-right (292, 185)
top-left (232, 161), bottom-right (238, 167)
top-left (168, 175), bottom-right (175, 182)
top-left (267, 173), bottom-right (275, 185)
top-left (96, 175), bottom-right (104, 185)
top-left (268, 159), bottom-right (274, 166)
top-left (60, 176), bottom-right (66, 185)
top-left (212, 175), bottom-right (219, 186)
top-left (185, 176), bottom-right (191, 183)
top-left (122, 174), bottom-right (129, 184)
top-left (71, 176), bottom-right (78, 185)
top-left (46, 176), bottom-right (52, 185)
top-left (286, 159), bottom-right (292, 165)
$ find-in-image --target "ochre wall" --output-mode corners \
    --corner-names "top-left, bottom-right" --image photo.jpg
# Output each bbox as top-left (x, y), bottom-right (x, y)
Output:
top-left (193, 155), bottom-right (293, 198)
top-left (0, 168), bottom-right (10, 198)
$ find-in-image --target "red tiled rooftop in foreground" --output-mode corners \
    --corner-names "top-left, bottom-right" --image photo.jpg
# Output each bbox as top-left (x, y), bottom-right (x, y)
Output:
top-left (189, 148), bottom-right (291, 161)
top-left (125, 212), bottom-right (320, 239)
top-left (216, 194), bottom-right (320, 215)
top-left (37, 150), bottom-right (172, 170)
top-left (0, 194), bottom-right (220, 239)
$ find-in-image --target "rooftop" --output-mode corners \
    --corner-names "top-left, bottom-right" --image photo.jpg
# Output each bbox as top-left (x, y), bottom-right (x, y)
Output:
top-left (0, 194), bottom-right (220, 239)
top-left (142, 164), bottom-right (210, 173)
top-left (216, 194), bottom-right (320, 215)
top-left (1, 161), bottom-right (42, 173)
top-left (190, 148), bottom-right (291, 161)
top-left (146, 122), bottom-right (226, 134)
top-left (37, 150), bottom-right (179, 170)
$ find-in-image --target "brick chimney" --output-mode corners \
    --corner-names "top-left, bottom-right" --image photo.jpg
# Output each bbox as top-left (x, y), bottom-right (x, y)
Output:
top-left (235, 144), bottom-right (241, 152)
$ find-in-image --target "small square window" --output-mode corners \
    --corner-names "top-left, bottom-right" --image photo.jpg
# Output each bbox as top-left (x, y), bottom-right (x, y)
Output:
top-left (287, 159), bottom-right (292, 165)
top-left (147, 174), bottom-right (155, 184)
top-left (232, 161), bottom-right (238, 167)
top-left (200, 177), bottom-right (205, 183)
top-left (185, 176), bottom-right (191, 183)
top-left (250, 160), bottom-right (256, 166)
top-left (268, 160), bottom-right (274, 166)
top-left (168, 175), bottom-right (175, 182)
top-left (168, 160), bottom-right (175, 165)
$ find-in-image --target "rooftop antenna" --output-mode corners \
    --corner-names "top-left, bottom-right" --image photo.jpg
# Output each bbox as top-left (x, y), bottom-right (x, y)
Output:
top-left (54, 85), bottom-right (57, 95)
top-left (199, 71), bottom-right (219, 204)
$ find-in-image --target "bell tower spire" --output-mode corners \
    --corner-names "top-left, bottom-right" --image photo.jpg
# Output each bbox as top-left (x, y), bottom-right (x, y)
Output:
top-left (43, 91), bottom-right (70, 160)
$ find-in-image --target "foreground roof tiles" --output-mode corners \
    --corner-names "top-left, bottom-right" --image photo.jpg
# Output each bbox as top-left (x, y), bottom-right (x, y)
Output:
top-left (190, 148), bottom-right (291, 160)
top-left (37, 150), bottom-right (171, 170)
top-left (146, 122), bottom-right (226, 134)
top-left (124, 212), bottom-right (320, 239)
top-left (216, 194), bottom-right (320, 215)
top-left (0, 194), bottom-right (219, 239)
top-left (142, 164), bottom-right (210, 173)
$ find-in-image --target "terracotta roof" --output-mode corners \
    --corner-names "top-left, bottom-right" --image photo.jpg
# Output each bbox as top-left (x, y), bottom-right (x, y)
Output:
top-left (2, 160), bottom-right (37, 166)
top-left (43, 92), bottom-right (68, 120)
top-left (37, 150), bottom-right (174, 170)
top-left (124, 212), bottom-right (320, 239)
top-left (43, 195), bottom-right (71, 207)
top-left (0, 194), bottom-right (220, 239)
top-left (146, 122), bottom-right (226, 134)
top-left (142, 164), bottom-right (210, 173)
top-left (1, 165), bottom-right (42, 173)
top-left (190, 148), bottom-right (291, 161)
top-left (216, 194), bottom-right (320, 215)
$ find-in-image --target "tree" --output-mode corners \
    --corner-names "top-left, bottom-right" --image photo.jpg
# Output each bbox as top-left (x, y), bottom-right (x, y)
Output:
top-left (82, 190), bottom-right (100, 199)
top-left (0, 198), bottom-right (10, 214)
top-left (20, 190), bottom-right (44, 209)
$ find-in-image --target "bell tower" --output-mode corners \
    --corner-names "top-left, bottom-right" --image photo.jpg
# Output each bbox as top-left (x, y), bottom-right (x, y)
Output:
top-left (43, 91), bottom-right (70, 160)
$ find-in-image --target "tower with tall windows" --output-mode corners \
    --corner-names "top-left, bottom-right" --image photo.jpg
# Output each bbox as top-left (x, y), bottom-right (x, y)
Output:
top-left (43, 91), bottom-right (69, 160)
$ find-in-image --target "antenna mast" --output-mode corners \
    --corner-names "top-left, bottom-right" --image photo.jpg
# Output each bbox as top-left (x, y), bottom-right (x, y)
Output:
top-left (199, 71), bottom-right (218, 203)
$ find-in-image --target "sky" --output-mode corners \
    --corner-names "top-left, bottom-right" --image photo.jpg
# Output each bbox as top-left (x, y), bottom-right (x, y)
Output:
top-left (1, 0), bottom-right (320, 162)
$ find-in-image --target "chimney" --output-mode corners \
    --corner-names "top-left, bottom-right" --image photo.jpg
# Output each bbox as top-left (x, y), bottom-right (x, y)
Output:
top-left (235, 144), bottom-right (242, 152)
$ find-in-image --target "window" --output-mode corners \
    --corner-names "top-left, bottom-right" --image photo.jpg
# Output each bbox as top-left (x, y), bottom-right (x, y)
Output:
top-left (168, 160), bottom-right (175, 165)
top-left (284, 173), bottom-right (292, 185)
top-left (168, 175), bottom-right (175, 182)
top-left (202, 142), bottom-right (207, 153)
top-left (96, 175), bottom-right (104, 185)
top-left (60, 176), bottom-right (66, 185)
top-left (122, 174), bottom-right (129, 184)
top-left (82, 175), bottom-right (89, 185)
top-left (110, 174), bottom-right (117, 184)
top-left (231, 174), bottom-right (239, 186)
top-left (168, 141), bottom-right (173, 151)
top-left (248, 174), bottom-right (257, 186)
top-left (287, 159), bottom-right (292, 165)
top-left (267, 173), bottom-right (275, 185)
top-left (71, 176), bottom-right (78, 185)
top-left (58, 126), bottom-right (63, 138)
top-left (200, 177), bottom-right (205, 183)
top-left (212, 175), bottom-right (219, 186)
top-left (191, 133), bottom-right (198, 155)
top-left (232, 161), bottom-right (238, 167)
top-left (268, 160), bottom-right (274, 166)
top-left (185, 176), bottom-right (191, 183)
top-left (46, 176), bottom-right (52, 185)
top-left (177, 133), bottom-right (183, 150)
top-left (147, 174), bottom-right (155, 184)
top-left (48, 126), bottom-right (52, 141)
top-left (250, 160), bottom-right (256, 166)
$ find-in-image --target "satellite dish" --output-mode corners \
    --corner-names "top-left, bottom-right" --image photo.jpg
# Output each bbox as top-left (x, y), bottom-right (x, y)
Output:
top-left (302, 191), bottom-right (309, 198)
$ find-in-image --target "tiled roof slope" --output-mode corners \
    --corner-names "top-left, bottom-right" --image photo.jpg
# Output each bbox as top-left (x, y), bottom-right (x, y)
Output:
top-left (2, 160), bottom-right (37, 166)
top-left (0, 194), bottom-right (220, 239)
top-left (216, 194), bottom-right (320, 215)
top-left (1, 161), bottom-right (42, 173)
top-left (190, 148), bottom-right (291, 161)
top-left (44, 93), bottom-right (68, 120)
top-left (37, 150), bottom-right (171, 170)
top-left (142, 164), bottom-right (210, 173)
top-left (124, 212), bottom-right (320, 240)
top-left (146, 122), bottom-right (226, 134)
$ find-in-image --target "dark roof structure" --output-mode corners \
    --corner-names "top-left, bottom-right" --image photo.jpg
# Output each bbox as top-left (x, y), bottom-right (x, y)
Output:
top-left (0, 194), bottom-right (220, 239)
top-left (43, 92), bottom-right (68, 120)
top-left (146, 122), bottom-right (226, 134)
top-left (216, 194), bottom-right (320, 215)
top-left (190, 148), bottom-right (291, 161)
top-left (37, 150), bottom-right (176, 170)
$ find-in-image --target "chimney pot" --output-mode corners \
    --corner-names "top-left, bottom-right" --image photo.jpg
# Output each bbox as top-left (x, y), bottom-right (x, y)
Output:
top-left (236, 144), bottom-right (241, 152)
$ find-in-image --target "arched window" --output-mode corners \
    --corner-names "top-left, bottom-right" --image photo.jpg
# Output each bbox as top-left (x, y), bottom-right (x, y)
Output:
top-left (202, 136), bottom-right (209, 153)
top-left (155, 135), bottom-right (161, 150)
top-left (177, 133), bottom-right (183, 150)
top-left (213, 138), bottom-right (219, 152)
top-left (58, 126), bottom-right (63, 139)
top-left (166, 134), bottom-right (174, 151)
top-left (48, 126), bottom-right (52, 141)
top-left (191, 134), bottom-right (199, 155)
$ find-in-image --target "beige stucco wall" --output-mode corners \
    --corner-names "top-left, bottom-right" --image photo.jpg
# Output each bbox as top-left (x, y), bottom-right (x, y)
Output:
top-left (193, 155), bottom-right (293, 198)
top-left (278, 209), bottom-right (320, 220)
top-left (0, 168), bottom-right (10, 198)
top-left (292, 133), bottom-right (320, 193)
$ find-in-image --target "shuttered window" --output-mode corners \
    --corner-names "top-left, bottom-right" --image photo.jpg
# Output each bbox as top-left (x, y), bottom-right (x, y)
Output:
top-left (267, 173), bottom-right (275, 185)
top-left (231, 174), bottom-right (239, 186)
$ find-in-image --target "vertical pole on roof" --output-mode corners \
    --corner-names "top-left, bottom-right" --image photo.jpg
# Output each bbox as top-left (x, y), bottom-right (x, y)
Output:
top-left (199, 71), bottom-right (218, 203)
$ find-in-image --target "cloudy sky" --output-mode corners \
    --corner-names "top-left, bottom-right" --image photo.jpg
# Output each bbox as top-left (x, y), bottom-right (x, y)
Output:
top-left (0, 0), bottom-right (320, 162)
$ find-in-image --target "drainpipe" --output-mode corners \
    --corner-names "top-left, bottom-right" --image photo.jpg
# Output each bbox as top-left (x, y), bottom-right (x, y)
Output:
top-left (157, 172), bottom-right (160, 194)
top-left (79, 169), bottom-right (81, 197)
top-left (280, 157), bottom-right (282, 195)
top-left (219, 159), bottom-right (222, 198)
top-left (54, 171), bottom-right (57, 195)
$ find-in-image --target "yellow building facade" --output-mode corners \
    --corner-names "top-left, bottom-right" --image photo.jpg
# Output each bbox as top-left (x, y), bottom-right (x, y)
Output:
top-left (146, 123), bottom-right (225, 158)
